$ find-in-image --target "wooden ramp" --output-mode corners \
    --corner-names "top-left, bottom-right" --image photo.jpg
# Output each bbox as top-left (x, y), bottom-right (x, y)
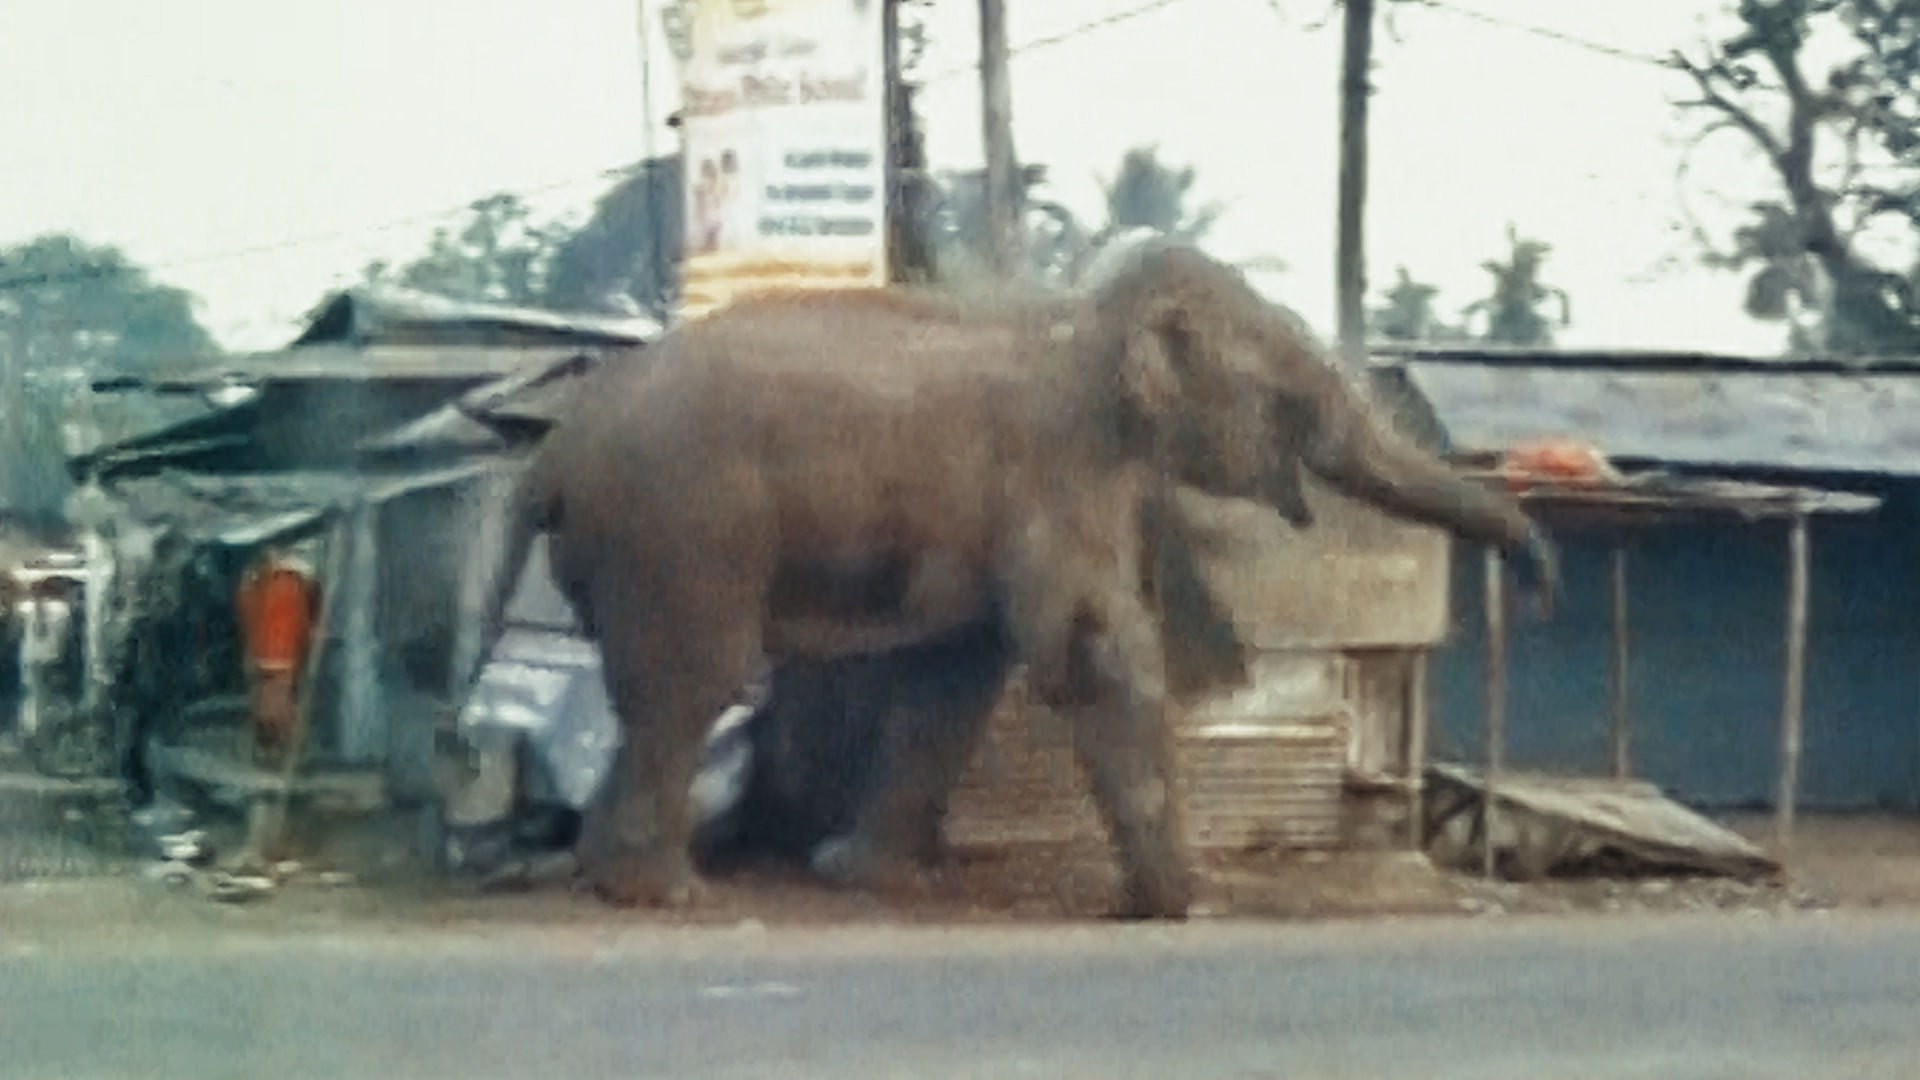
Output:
top-left (1424, 763), bottom-right (1779, 881)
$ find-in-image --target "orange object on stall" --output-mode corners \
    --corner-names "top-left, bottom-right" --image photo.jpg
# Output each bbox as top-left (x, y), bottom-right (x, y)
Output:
top-left (1498, 437), bottom-right (1621, 492)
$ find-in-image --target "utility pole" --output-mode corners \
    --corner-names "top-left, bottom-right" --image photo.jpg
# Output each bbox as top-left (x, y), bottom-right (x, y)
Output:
top-left (636, 0), bottom-right (674, 319)
top-left (884, 0), bottom-right (937, 284)
top-left (978, 0), bottom-right (1024, 278)
top-left (1335, 0), bottom-right (1375, 373)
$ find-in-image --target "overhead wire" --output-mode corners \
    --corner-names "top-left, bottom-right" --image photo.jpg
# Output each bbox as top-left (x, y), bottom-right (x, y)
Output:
top-left (5, 0), bottom-right (1203, 294)
top-left (0, 165), bottom-right (645, 294)
top-left (918, 0), bottom-right (1199, 84)
top-left (2, 0), bottom-right (1675, 294)
top-left (1409, 0), bottom-right (1676, 70)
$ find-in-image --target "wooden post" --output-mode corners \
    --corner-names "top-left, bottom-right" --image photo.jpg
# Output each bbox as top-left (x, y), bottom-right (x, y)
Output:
top-left (977, 0), bottom-right (1023, 277)
top-left (1481, 545), bottom-right (1507, 879)
top-left (1608, 543), bottom-right (1632, 778)
top-left (1334, 0), bottom-right (1375, 373)
top-left (1405, 649), bottom-right (1430, 851)
top-left (1772, 507), bottom-right (1810, 859)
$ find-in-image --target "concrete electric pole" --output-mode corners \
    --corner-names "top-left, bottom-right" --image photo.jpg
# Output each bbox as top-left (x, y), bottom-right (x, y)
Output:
top-left (977, 0), bottom-right (1024, 278)
top-left (1335, 0), bottom-right (1375, 373)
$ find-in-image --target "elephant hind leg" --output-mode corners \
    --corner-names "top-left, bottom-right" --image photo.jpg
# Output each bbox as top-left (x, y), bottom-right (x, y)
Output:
top-left (813, 626), bottom-right (1014, 887)
top-left (579, 568), bottom-right (768, 909)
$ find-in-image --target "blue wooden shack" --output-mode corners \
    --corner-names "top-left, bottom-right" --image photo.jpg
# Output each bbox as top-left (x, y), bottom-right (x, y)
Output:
top-left (1383, 348), bottom-right (1920, 815)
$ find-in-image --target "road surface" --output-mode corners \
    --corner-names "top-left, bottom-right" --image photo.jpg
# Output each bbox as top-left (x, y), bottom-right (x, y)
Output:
top-left (3, 909), bottom-right (1917, 1079)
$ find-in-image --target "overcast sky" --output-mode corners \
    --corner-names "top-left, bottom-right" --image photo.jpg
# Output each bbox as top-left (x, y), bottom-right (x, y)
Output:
top-left (0, 0), bottom-right (1786, 355)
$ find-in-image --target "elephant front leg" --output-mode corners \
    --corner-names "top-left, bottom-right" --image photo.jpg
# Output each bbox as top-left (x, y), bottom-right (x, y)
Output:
top-left (1059, 614), bottom-right (1193, 921)
top-left (575, 726), bottom-right (705, 909)
top-left (1010, 598), bottom-right (1192, 919)
top-left (580, 593), bottom-right (763, 909)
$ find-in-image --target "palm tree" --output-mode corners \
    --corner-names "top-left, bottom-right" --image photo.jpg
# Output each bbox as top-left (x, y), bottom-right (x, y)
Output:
top-left (1461, 224), bottom-right (1570, 347)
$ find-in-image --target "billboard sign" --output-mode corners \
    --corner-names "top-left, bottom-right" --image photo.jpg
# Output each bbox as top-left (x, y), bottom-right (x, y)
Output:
top-left (665, 0), bottom-right (889, 321)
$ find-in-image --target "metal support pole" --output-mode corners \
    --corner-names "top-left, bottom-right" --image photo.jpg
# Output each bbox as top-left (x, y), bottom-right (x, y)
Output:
top-left (1608, 544), bottom-right (1632, 778)
top-left (1335, 0), bottom-right (1375, 373)
top-left (1481, 545), bottom-right (1507, 879)
top-left (1406, 649), bottom-right (1430, 851)
top-left (1772, 508), bottom-right (1810, 859)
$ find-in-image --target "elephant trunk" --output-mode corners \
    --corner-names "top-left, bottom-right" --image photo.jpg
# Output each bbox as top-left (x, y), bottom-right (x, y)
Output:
top-left (1301, 398), bottom-right (1558, 606)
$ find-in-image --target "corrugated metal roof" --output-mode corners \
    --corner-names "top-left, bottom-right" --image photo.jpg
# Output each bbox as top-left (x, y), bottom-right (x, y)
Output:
top-left (105, 463), bottom-right (492, 545)
top-left (290, 285), bottom-right (660, 349)
top-left (89, 283), bottom-right (655, 395)
top-left (95, 343), bottom-right (607, 392)
top-left (356, 350), bottom-right (599, 457)
top-left (1391, 353), bottom-right (1920, 476)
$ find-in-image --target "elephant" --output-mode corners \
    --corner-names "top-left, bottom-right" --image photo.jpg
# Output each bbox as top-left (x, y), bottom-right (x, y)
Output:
top-left (470, 238), bottom-right (1555, 919)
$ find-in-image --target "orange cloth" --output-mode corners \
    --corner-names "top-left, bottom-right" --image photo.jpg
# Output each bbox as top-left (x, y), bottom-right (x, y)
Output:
top-left (234, 559), bottom-right (317, 674)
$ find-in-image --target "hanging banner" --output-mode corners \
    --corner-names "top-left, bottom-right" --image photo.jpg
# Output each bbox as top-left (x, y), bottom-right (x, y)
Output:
top-left (665, 0), bottom-right (889, 321)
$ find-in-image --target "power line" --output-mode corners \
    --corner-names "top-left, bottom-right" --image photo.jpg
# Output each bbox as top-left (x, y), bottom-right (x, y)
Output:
top-left (920, 0), bottom-right (1199, 84)
top-left (1411, 0), bottom-right (1675, 70)
top-left (7, 1), bottom-right (1204, 293)
top-left (0, 165), bottom-right (644, 295)
top-left (0, 0), bottom-right (1671, 297)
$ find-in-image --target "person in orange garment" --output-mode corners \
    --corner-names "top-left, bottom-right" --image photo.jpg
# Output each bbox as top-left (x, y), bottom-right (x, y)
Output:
top-left (232, 549), bottom-right (320, 766)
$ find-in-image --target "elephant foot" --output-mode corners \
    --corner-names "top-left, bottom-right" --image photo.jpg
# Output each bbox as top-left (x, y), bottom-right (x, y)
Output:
top-left (575, 846), bottom-right (703, 910)
top-left (1109, 864), bottom-right (1194, 921)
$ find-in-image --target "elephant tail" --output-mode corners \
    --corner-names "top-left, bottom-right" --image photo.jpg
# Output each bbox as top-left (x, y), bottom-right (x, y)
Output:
top-left (461, 452), bottom-right (561, 704)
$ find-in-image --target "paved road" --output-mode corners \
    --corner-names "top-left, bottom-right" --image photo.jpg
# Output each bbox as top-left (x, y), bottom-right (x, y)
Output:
top-left (3, 911), bottom-right (1917, 1079)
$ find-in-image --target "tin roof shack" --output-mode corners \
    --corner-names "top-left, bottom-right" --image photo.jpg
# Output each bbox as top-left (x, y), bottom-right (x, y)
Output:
top-left (61, 288), bottom-right (654, 845)
top-left (945, 372), bottom-right (1458, 864)
top-left (1385, 347), bottom-right (1919, 849)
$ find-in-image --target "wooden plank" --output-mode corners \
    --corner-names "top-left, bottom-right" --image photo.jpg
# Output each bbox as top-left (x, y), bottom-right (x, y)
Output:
top-left (1427, 763), bottom-right (1776, 880)
top-left (149, 743), bottom-right (385, 809)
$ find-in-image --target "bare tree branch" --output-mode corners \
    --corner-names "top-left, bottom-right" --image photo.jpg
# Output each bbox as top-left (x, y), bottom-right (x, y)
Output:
top-left (1672, 50), bottom-right (1791, 166)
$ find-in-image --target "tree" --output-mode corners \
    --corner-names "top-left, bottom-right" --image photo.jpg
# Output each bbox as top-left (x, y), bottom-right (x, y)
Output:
top-left (1461, 225), bottom-right (1571, 347)
top-left (1673, 0), bottom-right (1920, 355)
top-left (360, 172), bottom-right (686, 322)
top-left (0, 234), bottom-right (220, 518)
top-left (1368, 265), bottom-right (1464, 343)
top-left (361, 193), bottom-right (577, 309)
top-left (544, 158), bottom-right (683, 321)
top-left (1092, 145), bottom-right (1225, 248)
top-left (923, 163), bottom-right (1091, 287)
top-left (924, 145), bottom-right (1225, 290)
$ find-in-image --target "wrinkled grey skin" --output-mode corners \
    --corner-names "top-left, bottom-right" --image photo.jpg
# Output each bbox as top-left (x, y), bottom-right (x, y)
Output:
top-left (465, 240), bottom-right (1556, 919)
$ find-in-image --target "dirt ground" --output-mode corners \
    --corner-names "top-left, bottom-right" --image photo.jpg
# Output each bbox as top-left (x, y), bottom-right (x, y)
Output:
top-left (1720, 811), bottom-right (1920, 908)
top-left (5, 784), bottom-right (1918, 938)
top-left (10, 814), bottom-right (1918, 942)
